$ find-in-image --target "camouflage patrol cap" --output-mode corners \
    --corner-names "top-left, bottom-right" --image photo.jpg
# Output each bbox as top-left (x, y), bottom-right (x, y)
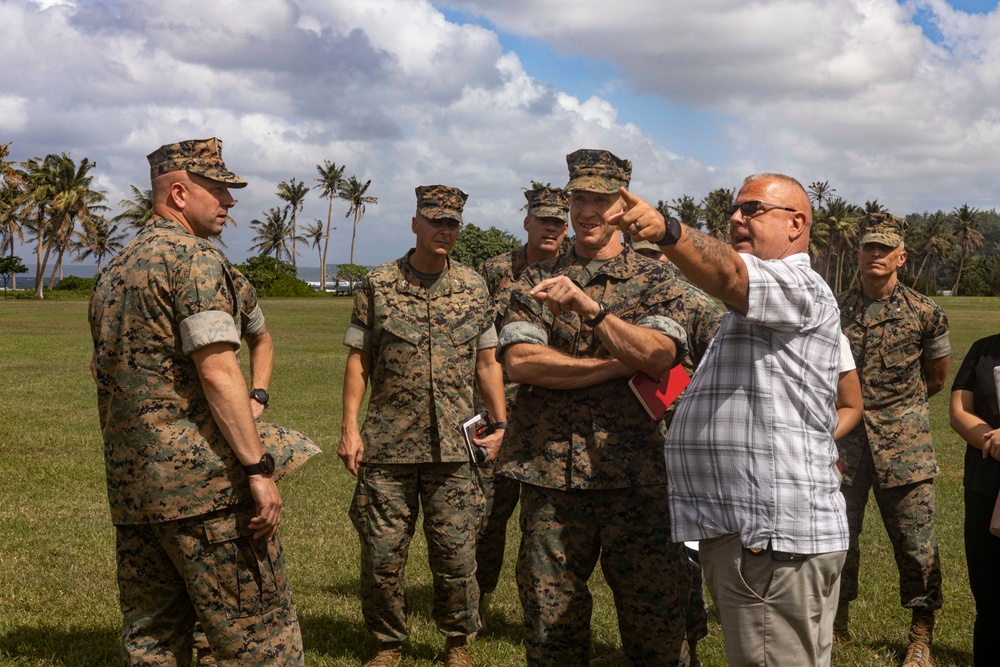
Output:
top-left (631, 239), bottom-right (663, 255)
top-left (524, 186), bottom-right (569, 222)
top-left (860, 211), bottom-right (906, 247)
top-left (257, 422), bottom-right (322, 483)
top-left (416, 184), bottom-right (468, 222)
top-left (565, 149), bottom-right (632, 194)
top-left (147, 137), bottom-right (247, 188)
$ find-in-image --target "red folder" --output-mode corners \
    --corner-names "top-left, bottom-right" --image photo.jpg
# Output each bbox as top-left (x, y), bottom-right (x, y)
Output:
top-left (628, 365), bottom-right (691, 421)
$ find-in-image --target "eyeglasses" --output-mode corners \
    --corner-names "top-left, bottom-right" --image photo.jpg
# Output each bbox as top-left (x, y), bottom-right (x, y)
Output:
top-left (724, 201), bottom-right (796, 218)
top-left (426, 218), bottom-right (462, 231)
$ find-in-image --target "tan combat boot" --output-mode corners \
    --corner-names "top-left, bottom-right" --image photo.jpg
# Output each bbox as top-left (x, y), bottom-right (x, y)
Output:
top-left (833, 601), bottom-right (851, 643)
top-left (444, 636), bottom-right (474, 667)
top-left (364, 642), bottom-right (403, 667)
top-left (902, 610), bottom-right (934, 667)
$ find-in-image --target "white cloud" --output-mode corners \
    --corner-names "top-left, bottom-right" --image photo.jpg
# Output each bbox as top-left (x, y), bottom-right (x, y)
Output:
top-left (3, 0), bottom-right (999, 269)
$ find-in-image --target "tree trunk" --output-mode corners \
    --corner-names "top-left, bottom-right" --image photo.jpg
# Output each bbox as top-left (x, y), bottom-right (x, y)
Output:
top-left (912, 254), bottom-right (929, 286)
top-left (34, 242), bottom-right (52, 300)
top-left (290, 209), bottom-right (297, 269)
top-left (349, 209), bottom-right (364, 266)
top-left (952, 249), bottom-right (966, 296)
top-left (321, 197), bottom-right (333, 292)
top-left (48, 247), bottom-right (65, 290)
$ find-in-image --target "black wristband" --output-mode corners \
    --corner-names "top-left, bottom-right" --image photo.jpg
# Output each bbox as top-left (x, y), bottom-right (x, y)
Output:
top-left (654, 216), bottom-right (683, 246)
top-left (491, 421), bottom-right (507, 431)
top-left (584, 301), bottom-right (610, 327)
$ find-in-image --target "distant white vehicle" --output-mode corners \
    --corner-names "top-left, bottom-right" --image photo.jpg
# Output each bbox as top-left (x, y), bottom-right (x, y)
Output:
top-left (306, 280), bottom-right (354, 293)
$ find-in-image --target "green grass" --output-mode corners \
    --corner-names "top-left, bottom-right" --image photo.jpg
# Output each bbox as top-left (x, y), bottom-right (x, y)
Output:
top-left (1, 296), bottom-right (995, 666)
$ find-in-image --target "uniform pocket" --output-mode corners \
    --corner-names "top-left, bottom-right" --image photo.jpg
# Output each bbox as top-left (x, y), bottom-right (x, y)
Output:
top-left (349, 477), bottom-right (370, 540)
top-left (203, 512), bottom-right (285, 619)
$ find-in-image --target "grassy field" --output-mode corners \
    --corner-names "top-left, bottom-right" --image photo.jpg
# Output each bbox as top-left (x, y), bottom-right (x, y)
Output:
top-left (0, 296), bottom-right (995, 666)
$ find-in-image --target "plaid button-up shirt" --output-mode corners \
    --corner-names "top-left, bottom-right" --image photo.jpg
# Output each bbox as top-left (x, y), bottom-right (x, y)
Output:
top-left (665, 253), bottom-right (849, 554)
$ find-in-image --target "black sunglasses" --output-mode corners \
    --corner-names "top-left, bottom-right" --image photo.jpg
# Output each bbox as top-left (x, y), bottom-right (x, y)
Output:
top-left (724, 201), bottom-right (796, 218)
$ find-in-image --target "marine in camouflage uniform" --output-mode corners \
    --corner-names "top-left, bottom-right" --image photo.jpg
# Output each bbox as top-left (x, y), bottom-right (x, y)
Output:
top-left (192, 264), bottom-right (277, 666)
top-left (89, 138), bottom-right (304, 666)
top-left (473, 185), bottom-right (569, 609)
top-left (496, 150), bottom-right (721, 667)
top-left (836, 212), bottom-right (950, 666)
top-left (339, 185), bottom-right (507, 667)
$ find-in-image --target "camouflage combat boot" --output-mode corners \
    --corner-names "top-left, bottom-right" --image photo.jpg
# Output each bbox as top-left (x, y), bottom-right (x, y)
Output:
top-left (364, 642), bottom-right (403, 667)
top-left (902, 610), bottom-right (934, 667)
top-left (444, 636), bottom-right (474, 667)
top-left (833, 601), bottom-right (851, 643)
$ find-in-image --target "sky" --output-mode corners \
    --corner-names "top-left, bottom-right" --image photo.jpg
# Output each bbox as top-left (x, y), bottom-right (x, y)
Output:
top-left (2, 0), bottom-right (1000, 267)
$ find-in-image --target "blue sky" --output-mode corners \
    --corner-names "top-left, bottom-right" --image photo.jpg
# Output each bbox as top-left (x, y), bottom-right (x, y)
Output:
top-left (3, 0), bottom-right (1000, 266)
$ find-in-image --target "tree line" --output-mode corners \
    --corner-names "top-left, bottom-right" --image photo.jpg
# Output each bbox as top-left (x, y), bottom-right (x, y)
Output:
top-left (3, 140), bottom-right (998, 299)
top-left (654, 180), bottom-right (998, 297)
top-left (0, 141), bottom-right (379, 297)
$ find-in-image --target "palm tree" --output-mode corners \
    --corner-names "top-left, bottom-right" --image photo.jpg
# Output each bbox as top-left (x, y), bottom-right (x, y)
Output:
top-left (44, 154), bottom-right (108, 290)
top-left (669, 195), bottom-right (702, 228)
top-left (824, 197), bottom-right (861, 293)
top-left (910, 212), bottom-right (952, 294)
top-left (18, 154), bottom-right (106, 298)
top-left (315, 160), bottom-right (346, 292)
top-left (950, 203), bottom-right (985, 296)
top-left (303, 219), bottom-right (326, 284)
top-left (276, 178), bottom-right (310, 269)
top-left (808, 181), bottom-right (836, 209)
top-left (0, 149), bottom-right (25, 289)
top-left (112, 185), bottom-right (154, 229)
top-left (338, 175), bottom-right (378, 265)
top-left (75, 218), bottom-right (127, 271)
top-left (249, 206), bottom-right (295, 262)
top-left (701, 188), bottom-right (734, 240)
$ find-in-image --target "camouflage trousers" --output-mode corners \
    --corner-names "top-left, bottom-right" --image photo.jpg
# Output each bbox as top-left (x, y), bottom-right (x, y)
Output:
top-left (839, 447), bottom-right (943, 610)
top-left (349, 462), bottom-right (482, 643)
top-left (517, 483), bottom-right (688, 667)
top-left (116, 504), bottom-right (303, 666)
top-left (682, 546), bottom-right (708, 645)
top-left (475, 464), bottom-right (521, 595)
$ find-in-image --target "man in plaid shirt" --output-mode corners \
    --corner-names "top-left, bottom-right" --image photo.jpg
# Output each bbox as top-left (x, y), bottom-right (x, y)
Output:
top-left (620, 173), bottom-right (849, 667)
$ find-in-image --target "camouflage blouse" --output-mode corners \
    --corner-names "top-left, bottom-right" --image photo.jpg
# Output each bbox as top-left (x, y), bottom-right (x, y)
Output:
top-left (89, 217), bottom-right (248, 525)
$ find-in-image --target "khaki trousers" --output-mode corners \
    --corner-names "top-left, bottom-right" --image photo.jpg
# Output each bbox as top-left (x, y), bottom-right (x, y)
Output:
top-left (700, 533), bottom-right (845, 667)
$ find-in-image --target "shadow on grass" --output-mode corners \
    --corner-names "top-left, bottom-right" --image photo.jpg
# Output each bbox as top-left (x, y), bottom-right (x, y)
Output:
top-left (0, 625), bottom-right (120, 666)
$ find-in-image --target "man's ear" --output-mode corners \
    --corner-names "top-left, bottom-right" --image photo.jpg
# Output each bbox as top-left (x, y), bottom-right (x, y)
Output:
top-left (523, 216), bottom-right (531, 232)
top-left (169, 181), bottom-right (188, 210)
top-left (788, 211), bottom-right (808, 242)
top-left (411, 216), bottom-right (418, 233)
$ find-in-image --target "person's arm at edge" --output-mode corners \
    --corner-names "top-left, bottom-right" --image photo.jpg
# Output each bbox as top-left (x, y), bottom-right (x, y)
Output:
top-left (617, 188), bottom-right (751, 314)
top-left (246, 324), bottom-right (274, 420)
top-left (949, 388), bottom-right (1000, 462)
top-left (504, 342), bottom-right (630, 389)
top-left (338, 348), bottom-right (370, 476)
top-left (834, 369), bottom-right (863, 440)
top-left (923, 354), bottom-right (949, 397)
top-left (474, 347), bottom-right (506, 463)
top-left (191, 341), bottom-right (280, 540)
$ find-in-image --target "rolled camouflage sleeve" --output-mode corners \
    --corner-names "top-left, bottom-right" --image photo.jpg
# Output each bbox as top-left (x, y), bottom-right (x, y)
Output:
top-left (496, 321), bottom-right (548, 359)
top-left (477, 324), bottom-right (498, 350)
top-left (923, 305), bottom-right (950, 359)
top-left (635, 314), bottom-right (688, 367)
top-left (180, 311), bottom-right (241, 355)
top-left (244, 305), bottom-right (266, 337)
top-left (174, 245), bottom-right (240, 355)
top-left (343, 322), bottom-right (372, 352)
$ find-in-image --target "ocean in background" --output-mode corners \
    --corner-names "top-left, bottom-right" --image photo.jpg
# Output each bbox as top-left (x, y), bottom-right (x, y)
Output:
top-left (5, 265), bottom-right (334, 291)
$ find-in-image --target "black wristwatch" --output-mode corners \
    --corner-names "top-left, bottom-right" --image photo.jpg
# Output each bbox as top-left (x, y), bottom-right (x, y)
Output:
top-left (584, 301), bottom-right (610, 327)
top-left (243, 452), bottom-right (275, 477)
top-left (654, 215), bottom-right (683, 246)
top-left (249, 388), bottom-right (269, 407)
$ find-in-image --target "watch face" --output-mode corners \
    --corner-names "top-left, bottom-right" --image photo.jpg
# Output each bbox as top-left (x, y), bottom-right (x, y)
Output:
top-left (262, 453), bottom-right (275, 473)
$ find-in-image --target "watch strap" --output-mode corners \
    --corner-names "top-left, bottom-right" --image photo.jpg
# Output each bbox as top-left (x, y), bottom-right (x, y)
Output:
top-left (584, 301), bottom-right (610, 327)
top-left (654, 216), bottom-right (683, 246)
